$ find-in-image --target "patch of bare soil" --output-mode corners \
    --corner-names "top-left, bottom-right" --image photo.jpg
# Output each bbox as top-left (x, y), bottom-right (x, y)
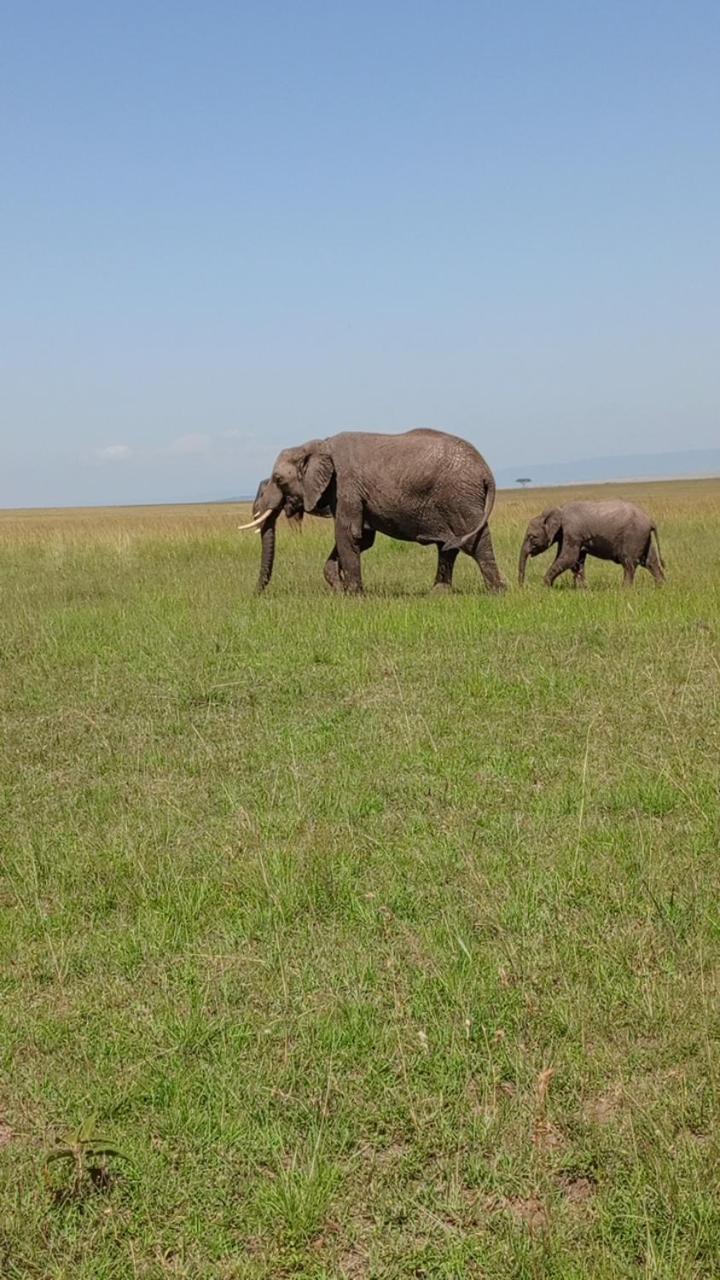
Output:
top-left (504, 1195), bottom-right (548, 1231)
top-left (583, 1085), bottom-right (622, 1125)
top-left (336, 1241), bottom-right (370, 1279)
top-left (371, 1140), bottom-right (409, 1169)
top-left (558, 1173), bottom-right (597, 1207)
top-left (532, 1118), bottom-right (564, 1149)
top-left (480, 1192), bottom-right (549, 1232)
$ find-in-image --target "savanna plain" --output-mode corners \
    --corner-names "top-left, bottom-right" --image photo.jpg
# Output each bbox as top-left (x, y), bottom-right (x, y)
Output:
top-left (1, 478), bottom-right (719, 1280)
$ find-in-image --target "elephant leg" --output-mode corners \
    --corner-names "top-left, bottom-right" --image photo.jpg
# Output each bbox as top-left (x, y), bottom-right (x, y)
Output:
top-left (469, 525), bottom-right (506, 591)
top-left (543, 541), bottom-right (580, 587)
top-left (622, 561), bottom-right (636, 587)
top-left (572, 550), bottom-right (588, 588)
top-left (335, 504), bottom-right (364, 594)
top-left (432, 547), bottom-right (458, 592)
top-left (323, 546), bottom-right (343, 591)
top-left (325, 529), bottom-right (374, 591)
top-left (645, 543), bottom-right (665, 585)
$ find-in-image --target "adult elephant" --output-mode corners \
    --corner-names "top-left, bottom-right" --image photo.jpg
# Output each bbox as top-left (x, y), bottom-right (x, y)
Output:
top-left (518, 499), bottom-right (665, 587)
top-left (241, 429), bottom-right (505, 594)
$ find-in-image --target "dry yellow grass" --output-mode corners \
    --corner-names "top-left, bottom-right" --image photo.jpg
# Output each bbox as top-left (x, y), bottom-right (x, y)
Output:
top-left (1, 474), bottom-right (717, 545)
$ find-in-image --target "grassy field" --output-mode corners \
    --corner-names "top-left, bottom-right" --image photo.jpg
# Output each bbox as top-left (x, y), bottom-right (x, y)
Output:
top-left (1, 478), bottom-right (719, 1279)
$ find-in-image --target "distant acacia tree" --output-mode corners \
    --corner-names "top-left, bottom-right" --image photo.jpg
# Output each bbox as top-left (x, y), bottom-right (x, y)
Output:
top-left (515, 477), bottom-right (532, 488)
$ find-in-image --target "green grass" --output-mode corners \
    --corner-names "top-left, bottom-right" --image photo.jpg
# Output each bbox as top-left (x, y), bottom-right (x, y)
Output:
top-left (1, 479), bottom-right (719, 1278)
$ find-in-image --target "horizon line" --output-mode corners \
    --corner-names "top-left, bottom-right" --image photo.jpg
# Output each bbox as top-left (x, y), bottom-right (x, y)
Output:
top-left (2, 471), bottom-right (718, 514)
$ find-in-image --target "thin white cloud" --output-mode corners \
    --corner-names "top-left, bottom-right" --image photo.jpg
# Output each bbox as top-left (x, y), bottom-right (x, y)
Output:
top-left (91, 433), bottom-right (221, 467)
top-left (95, 444), bottom-right (132, 462)
top-left (167, 433), bottom-right (211, 456)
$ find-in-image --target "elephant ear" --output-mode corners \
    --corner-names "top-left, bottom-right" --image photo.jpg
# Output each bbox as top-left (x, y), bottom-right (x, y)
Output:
top-left (542, 508), bottom-right (562, 543)
top-left (301, 444), bottom-right (334, 513)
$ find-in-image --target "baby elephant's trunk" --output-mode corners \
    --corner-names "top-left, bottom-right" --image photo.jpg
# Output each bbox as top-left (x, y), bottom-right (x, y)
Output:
top-left (518, 537), bottom-right (531, 586)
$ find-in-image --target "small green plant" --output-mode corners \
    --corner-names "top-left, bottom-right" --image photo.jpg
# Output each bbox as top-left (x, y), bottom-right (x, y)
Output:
top-left (263, 1153), bottom-right (338, 1245)
top-left (43, 1119), bottom-right (129, 1202)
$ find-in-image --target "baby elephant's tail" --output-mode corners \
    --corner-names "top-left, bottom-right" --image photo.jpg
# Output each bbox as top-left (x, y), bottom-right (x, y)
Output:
top-left (651, 523), bottom-right (664, 568)
top-left (442, 475), bottom-right (496, 553)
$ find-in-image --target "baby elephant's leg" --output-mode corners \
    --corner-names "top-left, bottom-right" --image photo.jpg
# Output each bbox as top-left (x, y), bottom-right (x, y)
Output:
top-left (572, 549), bottom-right (588, 588)
top-left (544, 541), bottom-right (581, 587)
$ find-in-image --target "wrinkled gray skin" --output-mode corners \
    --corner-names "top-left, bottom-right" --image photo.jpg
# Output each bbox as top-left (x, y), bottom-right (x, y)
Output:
top-left (253, 429), bottom-right (505, 595)
top-left (518, 499), bottom-right (665, 588)
top-left (253, 478), bottom-right (305, 528)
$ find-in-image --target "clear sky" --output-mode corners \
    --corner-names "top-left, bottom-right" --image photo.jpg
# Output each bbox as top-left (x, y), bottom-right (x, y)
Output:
top-left (2, 1), bottom-right (719, 506)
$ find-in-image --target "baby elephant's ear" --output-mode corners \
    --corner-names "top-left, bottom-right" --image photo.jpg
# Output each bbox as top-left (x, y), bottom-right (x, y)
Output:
top-left (543, 508), bottom-right (562, 542)
top-left (302, 444), bottom-right (334, 512)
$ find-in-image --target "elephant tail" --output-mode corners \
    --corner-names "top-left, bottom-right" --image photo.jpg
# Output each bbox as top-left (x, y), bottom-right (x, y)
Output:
top-left (442, 474), bottom-right (496, 553)
top-left (651, 523), bottom-right (664, 568)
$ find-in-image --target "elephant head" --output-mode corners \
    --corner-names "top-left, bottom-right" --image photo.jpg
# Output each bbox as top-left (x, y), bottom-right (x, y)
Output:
top-left (518, 508), bottom-right (562, 585)
top-left (253, 478), bottom-right (305, 529)
top-left (245, 478), bottom-right (305, 592)
top-left (241, 440), bottom-right (336, 592)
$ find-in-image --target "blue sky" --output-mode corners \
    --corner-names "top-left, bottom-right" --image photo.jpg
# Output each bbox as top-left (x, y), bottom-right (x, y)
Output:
top-left (2, 1), bottom-right (719, 505)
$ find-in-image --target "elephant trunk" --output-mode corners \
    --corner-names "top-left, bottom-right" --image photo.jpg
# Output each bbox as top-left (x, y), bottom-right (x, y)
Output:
top-left (256, 515), bottom-right (278, 592)
top-left (518, 537), bottom-right (532, 586)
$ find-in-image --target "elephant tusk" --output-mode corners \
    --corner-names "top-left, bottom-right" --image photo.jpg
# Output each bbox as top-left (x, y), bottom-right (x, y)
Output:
top-left (237, 508), bottom-right (272, 531)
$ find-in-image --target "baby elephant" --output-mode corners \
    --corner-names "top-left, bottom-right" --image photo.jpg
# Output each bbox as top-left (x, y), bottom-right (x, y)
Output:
top-left (518, 499), bottom-right (665, 588)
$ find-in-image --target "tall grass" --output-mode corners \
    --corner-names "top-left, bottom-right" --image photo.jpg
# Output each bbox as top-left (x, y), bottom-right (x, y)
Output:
top-left (1, 478), bottom-right (719, 1277)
